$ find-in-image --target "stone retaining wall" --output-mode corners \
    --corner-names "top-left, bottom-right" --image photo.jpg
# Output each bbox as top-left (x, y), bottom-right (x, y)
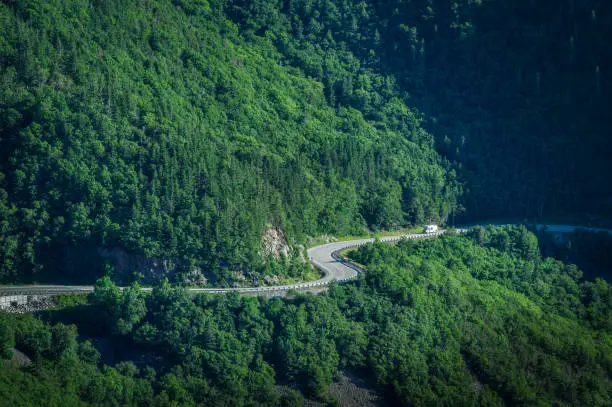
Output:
top-left (0, 295), bottom-right (55, 313)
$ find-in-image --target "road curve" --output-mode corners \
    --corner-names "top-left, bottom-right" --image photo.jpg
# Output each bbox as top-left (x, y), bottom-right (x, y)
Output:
top-left (306, 231), bottom-right (446, 285)
top-left (0, 224), bottom-right (608, 297)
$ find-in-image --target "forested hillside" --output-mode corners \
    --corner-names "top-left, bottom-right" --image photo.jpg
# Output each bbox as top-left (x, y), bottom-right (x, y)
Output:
top-left (2, 227), bottom-right (610, 405)
top-left (2, 0), bottom-right (611, 285)
top-left (0, 0), bottom-right (458, 284)
top-left (227, 0), bottom-right (612, 220)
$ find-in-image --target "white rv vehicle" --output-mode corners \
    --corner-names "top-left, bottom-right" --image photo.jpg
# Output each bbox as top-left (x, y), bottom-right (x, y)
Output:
top-left (425, 224), bottom-right (438, 234)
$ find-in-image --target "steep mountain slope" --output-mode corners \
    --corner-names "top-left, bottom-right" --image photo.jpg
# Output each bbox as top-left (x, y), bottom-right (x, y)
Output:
top-left (0, 0), bottom-right (457, 283)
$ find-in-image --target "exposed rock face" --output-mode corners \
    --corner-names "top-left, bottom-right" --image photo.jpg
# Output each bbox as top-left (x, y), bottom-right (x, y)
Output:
top-left (97, 247), bottom-right (207, 286)
top-left (182, 268), bottom-right (209, 286)
top-left (261, 227), bottom-right (291, 260)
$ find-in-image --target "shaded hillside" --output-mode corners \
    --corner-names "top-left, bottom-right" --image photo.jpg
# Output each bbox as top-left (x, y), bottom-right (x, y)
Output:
top-left (228, 0), bottom-right (612, 221)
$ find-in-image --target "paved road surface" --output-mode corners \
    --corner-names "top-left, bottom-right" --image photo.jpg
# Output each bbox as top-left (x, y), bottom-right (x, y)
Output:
top-left (0, 224), bottom-right (608, 297)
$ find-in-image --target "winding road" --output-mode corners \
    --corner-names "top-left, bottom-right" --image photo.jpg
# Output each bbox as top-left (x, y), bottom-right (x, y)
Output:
top-left (0, 224), bottom-right (608, 298)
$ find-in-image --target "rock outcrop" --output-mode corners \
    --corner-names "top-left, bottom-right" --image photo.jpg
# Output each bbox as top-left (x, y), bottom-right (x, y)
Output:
top-left (260, 227), bottom-right (291, 260)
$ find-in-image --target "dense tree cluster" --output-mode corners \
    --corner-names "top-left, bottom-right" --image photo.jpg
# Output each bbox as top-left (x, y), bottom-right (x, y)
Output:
top-left (0, 0), bottom-right (458, 284)
top-left (2, 227), bottom-right (610, 405)
top-left (347, 227), bottom-right (611, 405)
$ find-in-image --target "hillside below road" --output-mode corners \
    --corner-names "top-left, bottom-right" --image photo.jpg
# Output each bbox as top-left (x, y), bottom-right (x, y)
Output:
top-left (0, 225), bottom-right (609, 297)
